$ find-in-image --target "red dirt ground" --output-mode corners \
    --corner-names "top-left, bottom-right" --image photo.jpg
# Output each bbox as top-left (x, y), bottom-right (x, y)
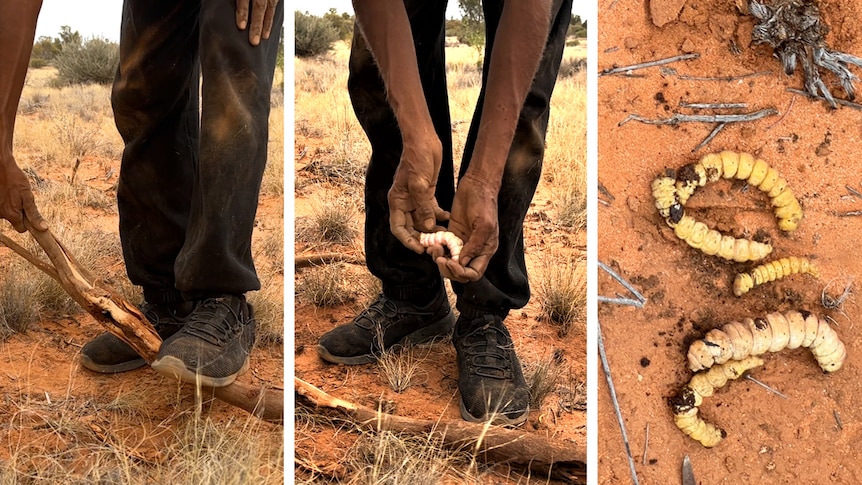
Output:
top-left (598, 0), bottom-right (862, 483)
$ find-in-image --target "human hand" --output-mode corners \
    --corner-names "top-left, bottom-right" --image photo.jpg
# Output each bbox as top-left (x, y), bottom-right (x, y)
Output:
top-left (0, 159), bottom-right (47, 233)
top-left (388, 136), bottom-right (449, 253)
top-left (426, 172), bottom-right (499, 282)
top-left (235, 0), bottom-right (280, 45)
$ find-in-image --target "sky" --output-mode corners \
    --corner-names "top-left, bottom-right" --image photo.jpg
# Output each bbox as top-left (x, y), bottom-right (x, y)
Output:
top-left (35, 0), bottom-right (121, 41)
top-left (294, 1), bottom-right (590, 23)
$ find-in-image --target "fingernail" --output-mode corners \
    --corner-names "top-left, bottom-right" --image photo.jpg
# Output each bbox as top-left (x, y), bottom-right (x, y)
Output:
top-left (252, 34), bottom-right (261, 45)
top-left (239, 20), bottom-right (247, 29)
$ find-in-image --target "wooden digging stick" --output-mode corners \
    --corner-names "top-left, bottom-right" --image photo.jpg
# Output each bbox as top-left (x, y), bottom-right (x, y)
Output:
top-left (295, 377), bottom-right (587, 481)
top-left (0, 223), bottom-right (283, 423)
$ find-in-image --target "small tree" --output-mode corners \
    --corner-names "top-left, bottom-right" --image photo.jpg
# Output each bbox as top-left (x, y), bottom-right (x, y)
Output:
top-left (295, 11), bottom-right (338, 58)
top-left (323, 8), bottom-right (354, 42)
top-left (30, 36), bottom-right (62, 68)
top-left (458, 0), bottom-right (485, 46)
top-left (53, 36), bottom-right (119, 86)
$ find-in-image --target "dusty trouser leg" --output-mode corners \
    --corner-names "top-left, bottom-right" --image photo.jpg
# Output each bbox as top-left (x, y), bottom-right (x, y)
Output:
top-left (348, 0), bottom-right (455, 304)
top-left (112, 0), bottom-right (201, 306)
top-left (453, 0), bottom-right (573, 319)
top-left (151, 0), bottom-right (284, 387)
top-left (174, 0), bottom-right (283, 298)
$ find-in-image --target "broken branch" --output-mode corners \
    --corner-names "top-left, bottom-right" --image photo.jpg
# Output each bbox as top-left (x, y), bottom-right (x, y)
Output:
top-left (295, 376), bottom-right (586, 481)
top-left (0, 223), bottom-right (283, 423)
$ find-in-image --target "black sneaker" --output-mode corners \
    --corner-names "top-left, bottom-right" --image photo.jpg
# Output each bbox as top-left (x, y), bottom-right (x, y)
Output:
top-left (150, 295), bottom-right (255, 388)
top-left (79, 301), bottom-right (196, 374)
top-left (317, 291), bottom-right (455, 365)
top-left (453, 315), bottom-right (530, 426)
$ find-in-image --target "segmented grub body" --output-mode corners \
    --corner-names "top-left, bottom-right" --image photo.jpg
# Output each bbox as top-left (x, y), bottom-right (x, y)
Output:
top-left (687, 310), bottom-right (846, 373)
top-left (672, 214), bottom-right (773, 262)
top-left (671, 356), bottom-right (764, 447)
top-left (650, 150), bottom-right (803, 263)
top-left (733, 256), bottom-right (819, 296)
top-left (418, 231), bottom-right (463, 261)
top-left (698, 151), bottom-right (803, 231)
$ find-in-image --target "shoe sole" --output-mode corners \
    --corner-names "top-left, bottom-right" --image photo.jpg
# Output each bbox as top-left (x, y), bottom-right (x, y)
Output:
top-left (79, 354), bottom-right (147, 374)
top-left (317, 312), bottom-right (456, 365)
top-left (459, 399), bottom-right (529, 427)
top-left (150, 355), bottom-right (250, 388)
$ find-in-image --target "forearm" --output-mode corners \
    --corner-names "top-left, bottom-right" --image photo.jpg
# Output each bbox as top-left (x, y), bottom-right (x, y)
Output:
top-left (466, 0), bottom-right (552, 190)
top-left (352, 0), bottom-right (436, 144)
top-left (0, 0), bottom-right (43, 159)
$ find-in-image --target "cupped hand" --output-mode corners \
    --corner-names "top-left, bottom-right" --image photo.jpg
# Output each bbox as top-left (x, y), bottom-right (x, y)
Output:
top-left (236, 0), bottom-right (280, 45)
top-left (429, 172), bottom-right (499, 282)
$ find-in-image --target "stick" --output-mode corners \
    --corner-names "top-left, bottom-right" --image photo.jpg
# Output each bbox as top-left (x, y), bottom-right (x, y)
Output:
top-left (766, 95), bottom-right (796, 130)
top-left (295, 377), bottom-right (587, 481)
top-left (599, 53), bottom-right (700, 77)
top-left (846, 185), bottom-right (862, 198)
top-left (691, 123), bottom-right (726, 153)
top-left (3, 223), bottom-right (284, 423)
top-left (295, 253), bottom-right (366, 269)
top-left (598, 261), bottom-right (646, 306)
top-left (746, 375), bottom-right (788, 399)
top-left (599, 324), bottom-right (639, 485)
top-left (619, 108), bottom-right (778, 127)
top-left (678, 102), bottom-right (748, 109)
top-left (666, 69), bottom-right (772, 82)
top-left (642, 423), bottom-right (650, 465)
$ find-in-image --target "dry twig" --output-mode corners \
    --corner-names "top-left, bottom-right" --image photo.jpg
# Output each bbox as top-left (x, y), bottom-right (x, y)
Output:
top-left (618, 108), bottom-right (778, 127)
top-left (599, 53), bottom-right (699, 77)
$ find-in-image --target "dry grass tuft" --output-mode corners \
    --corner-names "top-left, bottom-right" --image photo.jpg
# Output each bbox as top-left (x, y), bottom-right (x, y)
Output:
top-left (0, 259), bottom-right (43, 337)
top-left (346, 429), bottom-right (471, 485)
top-left (297, 197), bottom-right (358, 244)
top-left (525, 356), bottom-right (563, 409)
top-left (376, 344), bottom-right (429, 393)
top-left (297, 264), bottom-right (353, 307)
top-left (535, 253), bottom-right (587, 336)
top-left (249, 271), bottom-right (285, 346)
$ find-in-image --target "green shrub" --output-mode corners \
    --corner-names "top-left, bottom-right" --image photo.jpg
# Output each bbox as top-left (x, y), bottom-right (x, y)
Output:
top-left (53, 37), bottom-right (119, 86)
top-left (295, 11), bottom-right (338, 58)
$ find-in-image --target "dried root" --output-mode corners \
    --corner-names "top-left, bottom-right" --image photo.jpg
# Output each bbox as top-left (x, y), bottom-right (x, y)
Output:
top-left (670, 356), bottom-right (765, 447)
top-left (672, 214), bottom-right (773, 262)
top-left (419, 231), bottom-right (463, 261)
top-left (687, 310), bottom-right (846, 373)
top-left (750, 0), bottom-right (862, 108)
top-left (733, 256), bottom-right (819, 296)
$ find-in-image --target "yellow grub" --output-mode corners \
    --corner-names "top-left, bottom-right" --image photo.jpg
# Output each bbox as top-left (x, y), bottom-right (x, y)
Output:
top-left (686, 310), bottom-right (846, 373)
top-left (733, 257), bottom-right (819, 296)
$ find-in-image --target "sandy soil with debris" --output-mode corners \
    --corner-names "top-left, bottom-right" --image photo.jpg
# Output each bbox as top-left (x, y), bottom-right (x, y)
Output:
top-left (597, 0), bottom-right (862, 483)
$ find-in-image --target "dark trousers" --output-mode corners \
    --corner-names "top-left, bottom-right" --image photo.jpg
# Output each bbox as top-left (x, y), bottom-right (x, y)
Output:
top-left (349, 0), bottom-right (572, 318)
top-left (111, 0), bottom-right (283, 305)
